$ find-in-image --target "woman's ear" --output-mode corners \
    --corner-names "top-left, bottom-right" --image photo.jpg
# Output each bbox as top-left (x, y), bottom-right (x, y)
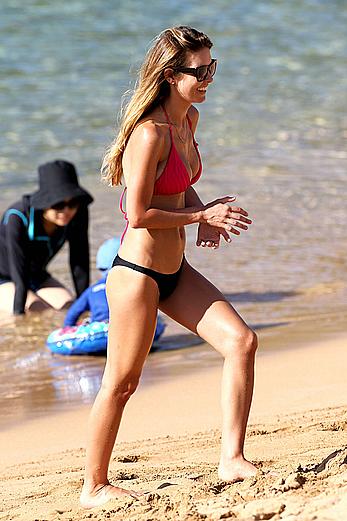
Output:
top-left (164, 68), bottom-right (175, 85)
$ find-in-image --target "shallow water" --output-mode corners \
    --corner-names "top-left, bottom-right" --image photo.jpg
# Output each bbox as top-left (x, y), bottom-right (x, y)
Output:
top-left (0, 0), bottom-right (346, 427)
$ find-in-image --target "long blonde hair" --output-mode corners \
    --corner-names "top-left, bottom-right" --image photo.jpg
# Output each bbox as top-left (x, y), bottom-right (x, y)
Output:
top-left (101, 26), bottom-right (213, 186)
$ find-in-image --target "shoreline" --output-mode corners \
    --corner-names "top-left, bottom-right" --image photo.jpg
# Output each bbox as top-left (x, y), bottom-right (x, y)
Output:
top-left (1, 311), bottom-right (346, 436)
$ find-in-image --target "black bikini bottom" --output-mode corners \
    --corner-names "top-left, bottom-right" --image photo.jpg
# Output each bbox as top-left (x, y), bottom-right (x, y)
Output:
top-left (112, 255), bottom-right (184, 301)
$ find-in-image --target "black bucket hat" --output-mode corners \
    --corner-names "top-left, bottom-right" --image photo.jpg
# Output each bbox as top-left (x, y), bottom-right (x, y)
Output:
top-left (30, 160), bottom-right (93, 210)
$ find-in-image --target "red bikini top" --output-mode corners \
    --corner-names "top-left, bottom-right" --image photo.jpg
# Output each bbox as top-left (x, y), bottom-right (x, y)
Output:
top-left (153, 105), bottom-right (202, 195)
top-left (119, 107), bottom-right (202, 243)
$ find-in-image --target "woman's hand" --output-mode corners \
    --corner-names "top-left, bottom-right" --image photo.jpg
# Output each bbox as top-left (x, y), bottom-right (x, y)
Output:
top-left (196, 223), bottom-right (231, 249)
top-left (201, 196), bottom-right (252, 235)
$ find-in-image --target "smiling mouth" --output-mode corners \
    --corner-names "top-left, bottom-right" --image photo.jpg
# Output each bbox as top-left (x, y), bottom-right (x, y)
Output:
top-left (197, 87), bottom-right (207, 92)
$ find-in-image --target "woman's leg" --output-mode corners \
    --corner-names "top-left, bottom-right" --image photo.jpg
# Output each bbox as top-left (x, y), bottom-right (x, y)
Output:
top-left (80, 266), bottom-right (159, 509)
top-left (159, 260), bottom-right (258, 482)
top-left (0, 282), bottom-right (51, 313)
top-left (35, 276), bottom-right (74, 310)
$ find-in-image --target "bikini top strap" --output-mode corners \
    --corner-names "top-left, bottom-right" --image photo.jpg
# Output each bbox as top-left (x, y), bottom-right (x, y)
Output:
top-left (162, 105), bottom-right (197, 145)
top-left (186, 113), bottom-right (198, 146)
top-left (186, 113), bottom-right (193, 132)
top-left (119, 187), bottom-right (127, 217)
top-left (161, 105), bottom-right (173, 137)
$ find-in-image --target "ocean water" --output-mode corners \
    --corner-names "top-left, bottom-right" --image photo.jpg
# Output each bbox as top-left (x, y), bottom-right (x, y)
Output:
top-left (0, 0), bottom-right (346, 427)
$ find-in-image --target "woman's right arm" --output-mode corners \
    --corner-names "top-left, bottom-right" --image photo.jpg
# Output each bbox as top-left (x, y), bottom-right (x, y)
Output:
top-left (67, 206), bottom-right (90, 297)
top-left (124, 122), bottom-right (241, 232)
top-left (5, 214), bottom-right (30, 314)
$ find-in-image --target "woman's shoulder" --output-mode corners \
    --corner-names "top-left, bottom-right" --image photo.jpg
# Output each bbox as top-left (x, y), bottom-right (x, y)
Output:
top-left (4, 196), bottom-right (29, 212)
top-left (1, 196), bottom-right (30, 228)
top-left (130, 111), bottom-right (167, 149)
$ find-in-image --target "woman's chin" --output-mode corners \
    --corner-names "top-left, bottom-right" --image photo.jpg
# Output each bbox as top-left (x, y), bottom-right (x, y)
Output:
top-left (195, 91), bottom-right (207, 103)
top-left (55, 217), bottom-right (71, 226)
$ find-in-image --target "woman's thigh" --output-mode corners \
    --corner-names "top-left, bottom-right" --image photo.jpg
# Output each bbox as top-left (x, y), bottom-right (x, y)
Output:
top-left (0, 282), bottom-right (16, 312)
top-left (104, 266), bottom-right (159, 381)
top-left (0, 282), bottom-right (48, 312)
top-left (36, 277), bottom-right (73, 310)
top-left (159, 260), bottom-right (251, 357)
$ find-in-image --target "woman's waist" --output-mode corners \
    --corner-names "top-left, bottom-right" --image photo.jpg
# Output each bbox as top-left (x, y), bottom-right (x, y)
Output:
top-left (119, 227), bottom-right (185, 273)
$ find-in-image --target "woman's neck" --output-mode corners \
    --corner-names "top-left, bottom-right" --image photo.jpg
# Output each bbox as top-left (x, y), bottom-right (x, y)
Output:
top-left (163, 96), bottom-right (191, 128)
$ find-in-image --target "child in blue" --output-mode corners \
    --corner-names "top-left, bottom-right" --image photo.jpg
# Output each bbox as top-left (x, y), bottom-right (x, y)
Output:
top-left (64, 237), bottom-right (120, 327)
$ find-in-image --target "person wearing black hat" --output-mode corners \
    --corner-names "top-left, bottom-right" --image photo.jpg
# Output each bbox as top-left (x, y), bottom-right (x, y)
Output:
top-left (0, 160), bottom-right (93, 315)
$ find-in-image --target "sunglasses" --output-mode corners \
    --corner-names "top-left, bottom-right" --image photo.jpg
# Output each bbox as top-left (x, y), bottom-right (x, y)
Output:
top-left (174, 59), bottom-right (217, 82)
top-left (51, 198), bottom-right (80, 211)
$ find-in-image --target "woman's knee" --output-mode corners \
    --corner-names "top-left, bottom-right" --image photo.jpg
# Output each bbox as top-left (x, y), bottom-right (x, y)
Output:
top-left (36, 287), bottom-right (73, 310)
top-left (222, 328), bottom-right (258, 358)
top-left (101, 373), bottom-right (140, 406)
top-left (52, 298), bottom-right (73, 311)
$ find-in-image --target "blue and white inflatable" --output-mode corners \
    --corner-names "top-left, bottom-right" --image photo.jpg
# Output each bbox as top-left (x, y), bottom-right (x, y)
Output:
top-left (46, 317), bottom-right (166, 356)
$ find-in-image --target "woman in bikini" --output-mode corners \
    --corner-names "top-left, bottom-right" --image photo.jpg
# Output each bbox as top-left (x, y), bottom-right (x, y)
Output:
top-left (81, 26), bottom-right (258, 509)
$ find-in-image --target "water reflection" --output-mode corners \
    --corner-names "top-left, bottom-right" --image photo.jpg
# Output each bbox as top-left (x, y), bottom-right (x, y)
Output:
top-left (0, 302), bottom-right (292, 431)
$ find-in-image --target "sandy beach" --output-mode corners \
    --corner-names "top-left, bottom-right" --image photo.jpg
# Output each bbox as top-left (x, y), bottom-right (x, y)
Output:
top-left (1, 2), bottom-right (346, 520)
top-left (1, 319), bottom-right (347, 521)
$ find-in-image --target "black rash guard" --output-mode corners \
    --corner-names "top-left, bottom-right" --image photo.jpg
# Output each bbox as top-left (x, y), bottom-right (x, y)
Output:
top-left (0, 195), bottom-right (90, 314)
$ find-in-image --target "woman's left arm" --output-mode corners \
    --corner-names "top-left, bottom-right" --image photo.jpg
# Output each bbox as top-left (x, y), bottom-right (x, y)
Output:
top-left (185, 186), bottom-right (231, 248)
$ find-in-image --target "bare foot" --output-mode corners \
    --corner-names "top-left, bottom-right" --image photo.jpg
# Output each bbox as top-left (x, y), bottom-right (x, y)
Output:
top-left (80, 483), bottom-right (142, 509)
top-left (218, 456), bottom-right (258, 482)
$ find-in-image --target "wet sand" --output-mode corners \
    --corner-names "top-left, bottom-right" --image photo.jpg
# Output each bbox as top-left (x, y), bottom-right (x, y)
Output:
top-left (1, 319), bottom-right (347, 520)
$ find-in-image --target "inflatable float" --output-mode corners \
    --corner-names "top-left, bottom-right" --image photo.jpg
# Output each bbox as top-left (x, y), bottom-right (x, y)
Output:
top-left (46, 317), bottom-right (166, 356)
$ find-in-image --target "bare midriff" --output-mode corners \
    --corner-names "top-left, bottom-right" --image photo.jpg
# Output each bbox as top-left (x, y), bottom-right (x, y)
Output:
top-left (118, 192), bottom-right (186, 274)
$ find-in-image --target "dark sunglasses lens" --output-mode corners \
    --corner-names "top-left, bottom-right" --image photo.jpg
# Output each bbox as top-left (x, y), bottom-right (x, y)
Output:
top-left (51, 201), bottom-right (65, 211)
top-left (67, 198), bottom-right (80, 209)
top-left (196, 61), bottom-right (216, 82)
top-left (197, 66), bottom-right (208, 82)
top-left (209, 60), bottom-right (217, 77)
top-left (51, 198), bottom-right (80, 211)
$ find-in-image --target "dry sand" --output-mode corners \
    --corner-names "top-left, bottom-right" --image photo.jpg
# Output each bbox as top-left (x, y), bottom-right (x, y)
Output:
top-left (1, 324), bottom-right (347, 521)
